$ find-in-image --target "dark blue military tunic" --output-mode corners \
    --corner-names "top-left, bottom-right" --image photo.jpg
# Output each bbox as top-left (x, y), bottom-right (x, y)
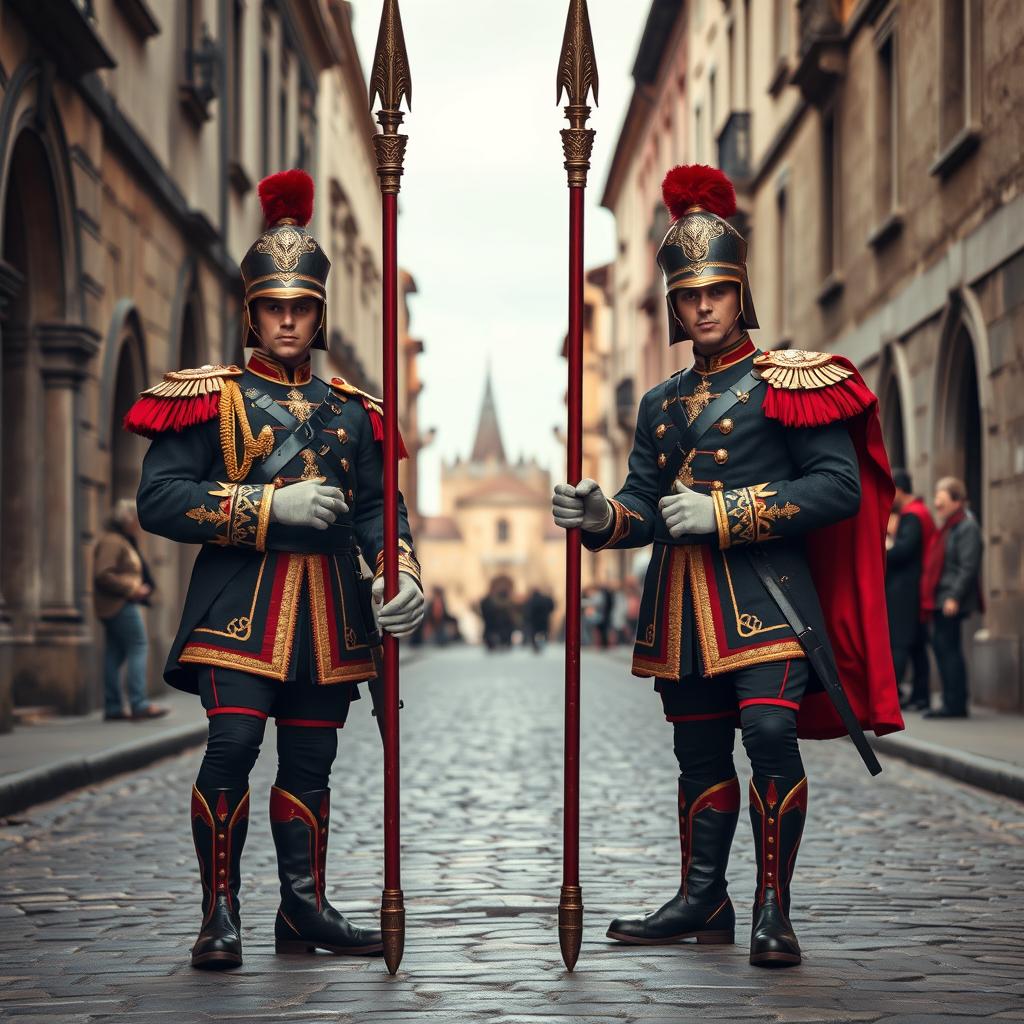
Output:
top-left (582, 335), bottom-right (861, 683)
top-left (132, 350), bottom-right (419, 693)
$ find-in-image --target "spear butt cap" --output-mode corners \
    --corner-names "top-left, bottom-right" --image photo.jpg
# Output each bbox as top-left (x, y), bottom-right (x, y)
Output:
top-left (558, 884), bottom-right (584, 971)
top-left (556, 0), bottom-right (599, 108)
top-left (381, 887), bottom-right (405, 976)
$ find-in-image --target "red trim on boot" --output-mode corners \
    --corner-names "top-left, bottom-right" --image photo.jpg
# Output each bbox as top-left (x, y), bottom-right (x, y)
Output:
top-left (680, 777), bottom-right (740, 900)
top-left (269, 786), bottom-right (328, 913)
top-left (749, 776), bottom-right (807, 908)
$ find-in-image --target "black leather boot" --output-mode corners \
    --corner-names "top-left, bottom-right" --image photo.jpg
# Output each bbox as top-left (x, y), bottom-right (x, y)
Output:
top-left (270, 786), bottom-right (383, 955)
top-left (190, 784), bottom-right (249, 969)
top-left (607, 776), bottom-right (739, 945)
top-left (748, 774), bottom-right (807, 967)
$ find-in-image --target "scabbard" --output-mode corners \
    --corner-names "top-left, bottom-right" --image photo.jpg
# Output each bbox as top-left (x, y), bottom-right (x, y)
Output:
top-left (746, 547), bottom-right (882, 776)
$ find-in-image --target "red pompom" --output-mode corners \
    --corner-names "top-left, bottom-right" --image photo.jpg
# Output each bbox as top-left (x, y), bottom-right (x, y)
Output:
top-left (662, 165), bottom-right (737, 221)
top-left (257, 169), bottom-right (314, 227)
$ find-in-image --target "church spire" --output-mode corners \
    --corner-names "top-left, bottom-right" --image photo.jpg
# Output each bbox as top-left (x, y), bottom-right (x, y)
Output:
top-left (470, 362), bottom-right (507, 464)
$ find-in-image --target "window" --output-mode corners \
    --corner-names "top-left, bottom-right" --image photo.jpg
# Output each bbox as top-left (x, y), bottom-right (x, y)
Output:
top-left (260, 47), bottom-right (270, 175)
top-left (709, 69), bottom-right (717, 136)
top-left (776, 182), bottom-right (790, 339)
top-left (873, 19), bottom-right (901, 237)
top-left (694, 105), bottom-right (704, 163)
top-left (279, 50), bottom-right (290, 168)
top-left (773, 0), bottom-right (789, 66)
top-left (933, 0), bottom-right (982, 175)
top-left (820, 108), bottom-right (840, 284)
top-left (496, 519), bottom-right (509, 544)
top-left (231, 0), bottom-right (244, 154)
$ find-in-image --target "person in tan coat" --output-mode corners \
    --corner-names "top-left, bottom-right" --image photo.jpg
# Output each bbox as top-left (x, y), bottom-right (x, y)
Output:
top-left (93, 499), bottom-right (167, 721)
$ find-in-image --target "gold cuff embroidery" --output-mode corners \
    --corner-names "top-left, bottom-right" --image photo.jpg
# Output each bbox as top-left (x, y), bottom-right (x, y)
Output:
top-left (374, 539), bottom-right (423, 588)
top-left (721, 483), bottom-right (801, 546)
top-left (255, 484), bottom-right (275, 551)
top-left (713, 488), bottom-right (730, 549)
top-left (592, 498), bottom-right (643, 551)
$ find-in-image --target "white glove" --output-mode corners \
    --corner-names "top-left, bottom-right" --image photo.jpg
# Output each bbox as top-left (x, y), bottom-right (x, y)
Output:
top-left (659, 480), bottom-right (716, 538)
top-left (552, 479), bottom-right (612, 532)
top-left (372, 572), bottom-right (425, 639)
top-left (269, 479), bottom-right (348, 530)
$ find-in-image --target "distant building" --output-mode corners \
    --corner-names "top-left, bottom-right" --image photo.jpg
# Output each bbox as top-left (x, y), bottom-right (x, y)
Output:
top-left (0, 1), bottom-right (423, 727)
top-left (418, 370), bottom-right (563, 641)
top-left (598, 0), bottom-right (1024, 710)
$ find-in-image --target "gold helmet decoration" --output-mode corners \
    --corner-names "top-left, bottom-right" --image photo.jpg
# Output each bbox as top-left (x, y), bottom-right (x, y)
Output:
top-left (656, 164), bottom-right (759, 346)
top-left (240, 169), bottom-right (330, 349)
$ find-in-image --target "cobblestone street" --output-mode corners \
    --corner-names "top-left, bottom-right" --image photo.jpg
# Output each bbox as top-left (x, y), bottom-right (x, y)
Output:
top-left (1, 645), bottom-right (1022, 1023)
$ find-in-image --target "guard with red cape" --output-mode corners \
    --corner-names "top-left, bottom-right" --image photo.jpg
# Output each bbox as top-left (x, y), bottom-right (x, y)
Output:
top-left (125, 170), bottom-right (424, 969)
top-left (551, 164), bottom-right (903, 967)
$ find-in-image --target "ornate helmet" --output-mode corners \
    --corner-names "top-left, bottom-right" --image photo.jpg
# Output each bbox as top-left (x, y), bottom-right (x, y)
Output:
top-left (655, 164), bottom-right (759, 346)
top-left (240, 169), bottom-right (330, 349)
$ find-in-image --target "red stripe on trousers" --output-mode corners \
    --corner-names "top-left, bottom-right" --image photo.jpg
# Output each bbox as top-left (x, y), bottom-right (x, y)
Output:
top-left (207, 706), bottom-right (269, 720)
top-left (738, 697), bottom-right (801, 711)
top-left (276, 718), bottom-right (346, 729)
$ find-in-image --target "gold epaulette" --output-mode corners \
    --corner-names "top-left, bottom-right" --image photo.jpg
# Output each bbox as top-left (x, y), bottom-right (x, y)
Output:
top-left (141, 364), bottom-right (244, 399)
top-left (753, 350), bottom-right (853, 391)
top-left (330, 377), bottom-right (384, 416)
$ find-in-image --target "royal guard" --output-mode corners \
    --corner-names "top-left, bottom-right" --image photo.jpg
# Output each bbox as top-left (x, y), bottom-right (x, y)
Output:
top-left (552, 165), bottom-right (903, 966)
top-left (125, 170), bottom-right (424, 969)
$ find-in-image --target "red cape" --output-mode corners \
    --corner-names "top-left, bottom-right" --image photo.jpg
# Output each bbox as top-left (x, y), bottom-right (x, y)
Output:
top-left (762, 356), bottom-right (905, 740)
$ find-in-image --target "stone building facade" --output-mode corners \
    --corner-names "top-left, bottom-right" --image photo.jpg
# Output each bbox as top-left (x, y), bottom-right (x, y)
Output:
top-left (597, 0), bottom-right (1024, 711)
top-left (0, 0), bottom-right (419, 728)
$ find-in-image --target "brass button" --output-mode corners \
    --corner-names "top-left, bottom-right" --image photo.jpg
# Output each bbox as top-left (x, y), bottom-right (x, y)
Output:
top-left (717, 418), bottom-right (734, 435)
top-left (337, 428), bottom-right (349, 444)
top-left (661, 399), bottom-right (669, 412)
top-left (711, 480), bottom-right (724, 492)
top-left (347, 489), bottom-right (354, 501)
top-left (780, 576), bottom-right (789, 584)
top-left (340, 458), bottom-right (350, 472)
top-left (768, 837), bottom-right (775, 844)
top-left (714, 449), bottom-right (729, 465)
top-left (767, 853), bottom-right (774, 861)
top-left (768, 818), bottom-right (775, 825)
top-left (657, 453), bottom-right (667, 468)
top-left (655, 424), bottom-right (668, 439)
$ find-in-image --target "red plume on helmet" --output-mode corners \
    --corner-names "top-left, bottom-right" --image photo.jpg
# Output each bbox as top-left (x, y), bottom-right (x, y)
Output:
top-left (257, 169), bottom-right (314, 228)
top-left (661, 164), bottom-right (737, 222)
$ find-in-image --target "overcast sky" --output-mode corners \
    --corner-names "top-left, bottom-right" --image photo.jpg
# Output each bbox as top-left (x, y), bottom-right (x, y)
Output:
top-left (350, 0), bottom-right (649, 515)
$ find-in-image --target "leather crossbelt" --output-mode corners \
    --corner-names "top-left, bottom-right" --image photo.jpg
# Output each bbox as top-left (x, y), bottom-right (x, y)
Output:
top-left (246, 392), bottom-right (341, 483)
top-left (746, 545), bottom-right (882, 776)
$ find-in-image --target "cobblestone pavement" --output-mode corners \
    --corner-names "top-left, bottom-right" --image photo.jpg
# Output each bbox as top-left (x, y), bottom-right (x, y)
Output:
top-left (1, 645), bottom-right (1022, 1024)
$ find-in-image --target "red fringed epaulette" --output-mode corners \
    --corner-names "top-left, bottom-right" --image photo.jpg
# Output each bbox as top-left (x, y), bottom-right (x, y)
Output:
top-left (756, 351), bottom-right (876, 428)
top-left (123, 365), bottom-right (243, 438)
top-left (330, 378), bottom-right (409, 460)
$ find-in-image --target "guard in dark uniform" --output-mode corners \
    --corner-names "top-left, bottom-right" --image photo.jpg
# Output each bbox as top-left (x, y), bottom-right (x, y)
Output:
top-left (125, 170), bottom-right (424, 969)
top-left (552, 165), bottom-right (902, 967)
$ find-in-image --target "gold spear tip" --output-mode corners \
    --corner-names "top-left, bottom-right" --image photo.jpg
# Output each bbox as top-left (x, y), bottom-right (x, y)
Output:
top-left (556, 0), bottom-right (599, 107)
top-left (370, 0), bottom-right (412, 113)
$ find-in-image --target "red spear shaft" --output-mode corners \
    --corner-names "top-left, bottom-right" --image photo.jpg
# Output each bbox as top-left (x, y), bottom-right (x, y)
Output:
top-left (556, 0), bottom-right (598, 973)
top-left (370, 0), bottom-right (412, 977)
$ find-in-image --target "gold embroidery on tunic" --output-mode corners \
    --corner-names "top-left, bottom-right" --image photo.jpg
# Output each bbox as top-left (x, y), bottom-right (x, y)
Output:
top-left (284, 388), bottom-right (314, 423)
top-left (300, 449), bottom-right (321, 480)
top-left (185, 504), bottom-right (230, 530)
top-left (681, 376), bottom-right (722, 426)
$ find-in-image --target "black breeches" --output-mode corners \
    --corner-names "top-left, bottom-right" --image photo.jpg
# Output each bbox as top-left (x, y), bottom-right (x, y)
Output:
top-left (673, 705), bottom-right (804, 781)
top-left (196, 715), bottom-right (337, 794)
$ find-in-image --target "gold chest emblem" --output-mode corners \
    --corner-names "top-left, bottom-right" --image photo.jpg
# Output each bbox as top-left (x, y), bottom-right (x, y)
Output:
top-left (680, 376), bottom-right (722, 427)
top-left (284, 388), bottom-right (314, 423)
top-left (255, 226), bottom-right (316, 279)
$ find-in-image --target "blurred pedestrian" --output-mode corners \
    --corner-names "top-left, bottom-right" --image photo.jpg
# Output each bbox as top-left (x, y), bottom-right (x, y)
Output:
top-left (524, 587), bottom-right (555, 652)
top-left (424, 586), bottom-right (451, 646)
top-left (93, 499), bottom-right (167, 721)
top-left (885, 469), bottom-right (935, 711)
top-left (921, 477), bottom-right (983, 719)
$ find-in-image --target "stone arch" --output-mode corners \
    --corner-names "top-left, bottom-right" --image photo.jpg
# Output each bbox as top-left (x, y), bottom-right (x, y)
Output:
top-left (100, 304), bottom-right (149, 504)
top-left (876, 339), bottom-right (913, 477)
top-left (169, 258), bottom-right (212, 370)
top-left (932, 288), bottom-right (991, 525)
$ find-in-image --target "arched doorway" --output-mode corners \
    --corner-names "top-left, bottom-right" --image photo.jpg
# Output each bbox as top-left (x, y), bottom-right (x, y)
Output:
top-left (109, 317), bottom-right (148, 504)
top-left (1, 129), bottom-right (66, 635)
top-left (934, 319), bottom-right (983, 524)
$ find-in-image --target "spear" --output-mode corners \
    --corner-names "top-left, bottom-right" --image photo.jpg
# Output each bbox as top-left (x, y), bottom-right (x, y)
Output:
top-left (369, 0), bottom-right (412, 977)
top-left (556, 0), bottom-right (598, 973)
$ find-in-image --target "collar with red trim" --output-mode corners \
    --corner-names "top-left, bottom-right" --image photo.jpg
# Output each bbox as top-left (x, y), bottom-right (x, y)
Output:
top-left (692, 334), bottom-right (755, 374)
top-left (247, 349), bottom-right (312, 385)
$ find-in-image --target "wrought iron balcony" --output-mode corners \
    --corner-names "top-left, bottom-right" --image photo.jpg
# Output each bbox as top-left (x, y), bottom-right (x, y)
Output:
top-left (8, 0), bottom-right (115, 77)
top-left (791, 0), bottom-right (846, 105)
top-left (717, 111), bottom-right (752, 186)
